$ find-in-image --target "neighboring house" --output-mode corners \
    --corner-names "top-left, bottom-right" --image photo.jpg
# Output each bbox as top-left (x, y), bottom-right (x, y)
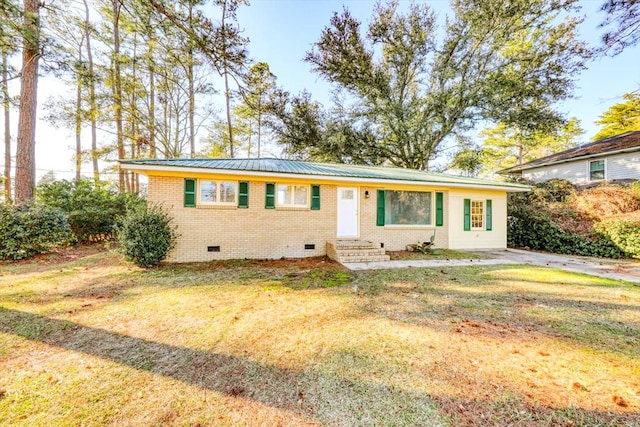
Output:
top-left (499, 131), bottom-right (640, 184)
top-left (119, 158), bottom-right (529, 263)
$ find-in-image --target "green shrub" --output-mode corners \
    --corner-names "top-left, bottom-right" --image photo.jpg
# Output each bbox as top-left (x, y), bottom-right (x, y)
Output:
top-left (0, 203), bottom-right (70, 260)
top-left (37, 178), bottom-right (143, 242)
top-left (536, 179), bottom-right (576, 203)
top-left (507, 193), bottom-right (625, 258)
top-left (596, 216), bottom-right (640, 258)
top-left (117, 204), bottom-right (177, 268)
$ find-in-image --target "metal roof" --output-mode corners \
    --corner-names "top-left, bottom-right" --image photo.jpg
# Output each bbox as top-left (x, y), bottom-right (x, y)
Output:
top-left (499, 131), bottom-right (640, 174)
top-left (120, 157), bottom-right (529, 191)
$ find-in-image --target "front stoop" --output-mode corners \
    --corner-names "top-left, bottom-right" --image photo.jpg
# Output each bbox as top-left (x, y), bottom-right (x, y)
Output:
top-left (327, 240), bottom-right (390, 263)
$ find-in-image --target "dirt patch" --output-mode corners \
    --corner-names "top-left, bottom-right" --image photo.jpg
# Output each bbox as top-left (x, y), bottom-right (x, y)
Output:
top-left (0, 243), bottom-right (111, 268)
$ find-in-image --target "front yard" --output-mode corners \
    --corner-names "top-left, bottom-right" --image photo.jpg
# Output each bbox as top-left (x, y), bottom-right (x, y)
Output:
top-left (0, 247), bottom-right (638, 426)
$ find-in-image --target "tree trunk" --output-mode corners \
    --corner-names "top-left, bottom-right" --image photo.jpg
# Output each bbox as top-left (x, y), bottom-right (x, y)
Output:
top-left (83, 0), bottom-right (99, 182)
top-left (257, 99), bottom-right (261, 158)
top-left (75, 56), bottom-right (82, 180)
top-left (112, 0), bottom-right (125, 191)
top-left (188, 3), bottom-right (195, 158)
top-left (148, 40), bottom-right (156, 158)
top-left (221, 0), bottom-right (234, 157)
top-left (2, 50), bottom-right (11, 201)
top-left (15, 0), bottom-right (40, 203)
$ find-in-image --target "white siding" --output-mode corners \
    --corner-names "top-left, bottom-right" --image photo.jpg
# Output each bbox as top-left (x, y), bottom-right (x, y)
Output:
top-left (522, 151), bottom-right (640, 184)
top-left (523, 162), bottom-right (587, 184)
top-left (448, 189), bottom-right (507, 250)
top-left (607, 152), bottom-right (640, 180)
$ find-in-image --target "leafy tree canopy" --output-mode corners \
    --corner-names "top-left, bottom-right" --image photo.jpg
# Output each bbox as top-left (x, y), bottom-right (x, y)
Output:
top-left (593, 92), bottom-right (640, 140)
top-left (451, 118), bottom-right (583, 177)
top-left (599, 0), bottom-right (640, 55)
top-left (301, 0), bottom-right (590, 170)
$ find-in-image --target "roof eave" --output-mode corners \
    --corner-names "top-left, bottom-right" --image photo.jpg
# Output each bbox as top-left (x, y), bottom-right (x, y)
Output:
top-left (119, 162), bottom-right (530, 192)
top-left (498, 145), bottom-right (640, 173)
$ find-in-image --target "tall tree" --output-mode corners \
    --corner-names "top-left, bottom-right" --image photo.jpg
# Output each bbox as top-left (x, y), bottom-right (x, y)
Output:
top-left (593, 92), bottom-right (640, 140)
top-left (82, 0), bottom-right (99, 181)
top-left (135, 0), bottom-right (248, 158)
top-left (1, 0), bottom-right (20, 201)
top-left (110, 0), bottom-right (125, 191)
top-left (2, 50), bottom-right (10, 200)
top-left (215, 0), bottom-right (248, 158)
top-left (15, 0), bottom-right (41, 202)
top-left (237, 62), bottom-right (276, 157)
top-left (471, 118), bottom-right (584, 177)
top-left (600, 0), bottom-right (640, 55)
top-left (304, 0), bottom-right (589, 170)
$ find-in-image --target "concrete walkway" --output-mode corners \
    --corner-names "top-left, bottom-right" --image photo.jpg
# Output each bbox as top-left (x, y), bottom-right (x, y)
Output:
top-left (342, 248), bottom-right (640, 283)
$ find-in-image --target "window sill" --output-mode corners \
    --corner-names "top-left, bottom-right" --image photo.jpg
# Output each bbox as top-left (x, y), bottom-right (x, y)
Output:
top-left (384, 225), bottom-right (434, 229)
top-left (196, 204), bottom-right (237, 210)
top-left (275, 206), bottom-right (310, 211)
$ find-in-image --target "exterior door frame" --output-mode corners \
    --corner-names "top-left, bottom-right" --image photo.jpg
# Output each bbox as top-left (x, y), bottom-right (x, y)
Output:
top-left (337, 186), bottom-right (359, 238)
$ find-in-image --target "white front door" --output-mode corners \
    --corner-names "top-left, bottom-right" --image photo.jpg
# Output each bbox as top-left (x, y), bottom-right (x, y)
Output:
top-left (337, 187), bottom-right (359, 238)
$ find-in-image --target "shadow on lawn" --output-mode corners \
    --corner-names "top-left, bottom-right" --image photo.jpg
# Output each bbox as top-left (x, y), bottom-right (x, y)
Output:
top-left (0, 306), bottom-right (443, 426)
top-left (356, 270), bottom-right (640, 359)
top-left (2, 306), bottom-right (637, 426)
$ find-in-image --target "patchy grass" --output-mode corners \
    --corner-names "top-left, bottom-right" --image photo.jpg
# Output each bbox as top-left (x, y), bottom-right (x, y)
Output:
top-left (388, 249), bottom-right (486, 261)
top-left (1, 247), bottom-right (639, 426)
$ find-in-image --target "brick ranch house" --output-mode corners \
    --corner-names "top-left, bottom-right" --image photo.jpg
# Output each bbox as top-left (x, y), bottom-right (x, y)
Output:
top-left (119, 158), bottom-right (529, 263)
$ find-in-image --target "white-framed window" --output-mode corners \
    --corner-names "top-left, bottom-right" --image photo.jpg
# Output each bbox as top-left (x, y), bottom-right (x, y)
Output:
top-left (199, 180), bottom-right (237, 205)
top-left (471, 200), bottom-right (484, 230)
top-left (384, 190), bottom-right (432, 225)
top-left (277, 184), bottom-right (308, 207)
top-left (589, 159), bottom-right (605, 181)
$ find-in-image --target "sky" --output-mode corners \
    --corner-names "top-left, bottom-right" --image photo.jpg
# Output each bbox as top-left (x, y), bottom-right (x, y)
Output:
top-left (8, 0), bottom-right (640, 181)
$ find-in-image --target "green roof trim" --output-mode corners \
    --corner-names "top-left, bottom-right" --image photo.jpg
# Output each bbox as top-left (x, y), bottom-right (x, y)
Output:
top-left (120, 158), bottom-right (529, 191)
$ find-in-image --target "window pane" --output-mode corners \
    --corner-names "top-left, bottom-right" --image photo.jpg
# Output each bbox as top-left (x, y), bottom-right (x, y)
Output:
top-left (471, 200), bottom-right (484, 229)
top-left (294, 185), bottom-right (308, 205)
top-left (277, 184), bottom-right (307, 206)
top-left (277, 185), bottom-right (292, 205)
top-left (220, 182), bottom-right (236, 203)
top-left (384, 191), bottom-right (432, 225)
top-left (201, 181), bottom-right (217, 203)
top-left (590, 160), bottom-right (604, 180)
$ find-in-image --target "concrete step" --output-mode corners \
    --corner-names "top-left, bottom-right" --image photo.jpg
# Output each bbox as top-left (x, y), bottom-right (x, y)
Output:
top-left (327, 240), bottom-right (390, 263)
top-left (336, 254), bottom-right (391, 263)
top-left (333, 241), bottom-right (381, 250)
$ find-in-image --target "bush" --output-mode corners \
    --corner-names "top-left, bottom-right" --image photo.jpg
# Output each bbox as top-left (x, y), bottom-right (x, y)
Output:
top-left (0, 203), bottom-right (70, 260)
top-left (536, 179), bottom-right (576, 203)
top-left (572, 185), bottom-right (640, 221)
top-left (117, 204), bottom-right (177, 268)
top-left (37, 178), bottom-right (144, 242)
top-left (507, 187), bottom-right (626, 258)
top-left (507, 210), bottom-right (625, 258)
top-left (596, 213), bottom-right (640, 258)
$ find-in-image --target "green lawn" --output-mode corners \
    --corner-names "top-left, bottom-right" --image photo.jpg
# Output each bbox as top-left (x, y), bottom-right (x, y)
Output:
top-left (0, 247), bottom-right (638, 426)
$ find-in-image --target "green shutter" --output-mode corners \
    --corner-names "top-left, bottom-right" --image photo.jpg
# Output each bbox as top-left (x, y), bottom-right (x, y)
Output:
top-left (463, 198), bottom-right (471, 231)
top-left (435, 192), bottom-right (443, 226)
top-left (184, 178), bottom-right (196, 207)
top-left (486, 199), bottom-right (492, 231)
top-left (238, 181), bottom-right (249, 208)
top-left (376, 190), bottom-right (385, 226)
top-left (265, 182), bottom-right (275, 209)
top-left (311, 185), bottom-right (320, 210)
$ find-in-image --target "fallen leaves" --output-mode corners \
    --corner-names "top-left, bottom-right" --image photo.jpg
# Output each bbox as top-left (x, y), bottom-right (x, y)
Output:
top-left (612, 395), bottom-right (628, 407)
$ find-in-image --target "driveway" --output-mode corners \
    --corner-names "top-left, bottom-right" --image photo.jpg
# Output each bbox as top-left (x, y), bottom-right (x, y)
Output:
top-left (342, 248), bottom-right (640, 283)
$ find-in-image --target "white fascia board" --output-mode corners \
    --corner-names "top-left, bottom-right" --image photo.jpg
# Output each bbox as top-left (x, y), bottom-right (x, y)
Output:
top-left (119, 163), bottom-right (530, 192)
